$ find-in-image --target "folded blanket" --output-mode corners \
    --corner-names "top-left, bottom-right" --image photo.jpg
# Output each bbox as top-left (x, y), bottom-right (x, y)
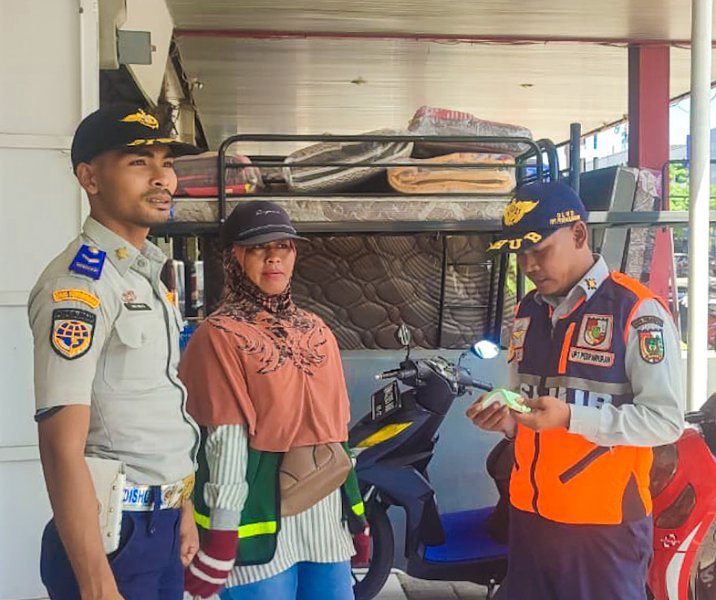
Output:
top-left (408, 106), bottom-right (532, 158)
top-left (388, 153), bottom-right (515, 194)
top-left (283, 130), bottom-right (413, 193)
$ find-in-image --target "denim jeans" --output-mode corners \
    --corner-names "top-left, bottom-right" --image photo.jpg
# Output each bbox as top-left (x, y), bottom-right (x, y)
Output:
top-left (220, 561), bottom-right (354, 600)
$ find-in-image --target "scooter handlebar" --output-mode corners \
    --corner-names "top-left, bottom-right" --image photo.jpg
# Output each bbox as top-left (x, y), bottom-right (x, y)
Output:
top-left (375, 367), bottom-right (418, 381)
top-left (456, 370), bottom-right (492, 391)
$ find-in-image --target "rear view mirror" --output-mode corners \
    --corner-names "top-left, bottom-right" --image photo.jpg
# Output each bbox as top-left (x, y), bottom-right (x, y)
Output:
top-left (395, 324), bottom-right (412, 348)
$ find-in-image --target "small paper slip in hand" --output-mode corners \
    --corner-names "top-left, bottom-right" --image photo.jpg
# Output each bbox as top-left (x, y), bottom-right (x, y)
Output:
top-left (482, 388), bottom-right (532, 413)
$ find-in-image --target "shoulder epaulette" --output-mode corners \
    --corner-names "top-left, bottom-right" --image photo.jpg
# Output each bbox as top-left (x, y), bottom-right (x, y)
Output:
top-left (68, 244), bottom-right (106, 280)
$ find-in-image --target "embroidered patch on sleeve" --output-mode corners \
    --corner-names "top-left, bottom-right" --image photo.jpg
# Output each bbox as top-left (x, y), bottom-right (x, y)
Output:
top-left (50, 308), bottom-right (96, 360)
top-left (631, 315), bottom-right (665, 330)
top-left (52, 289), bottom-right (100, 309)
top-left (576, 314), bottom-right (614, 351)
top-left (639, 329), bottom-right (665, 364)
top-left (69, 245), bottom-right (106, 280)
top-left (568, 347), bottom-right (615, 367)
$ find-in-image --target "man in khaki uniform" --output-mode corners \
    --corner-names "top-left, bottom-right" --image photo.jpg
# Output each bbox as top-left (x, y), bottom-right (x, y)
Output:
top-left (28, 104), bottom-right (201, 599)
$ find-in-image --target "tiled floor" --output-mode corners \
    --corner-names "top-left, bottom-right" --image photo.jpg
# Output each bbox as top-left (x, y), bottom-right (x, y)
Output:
top-left (375, 571), bottom-right (490, 600)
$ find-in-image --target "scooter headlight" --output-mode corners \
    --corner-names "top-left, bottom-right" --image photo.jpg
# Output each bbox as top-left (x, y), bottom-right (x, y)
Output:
top-left (650, 443), bottom-right (679, 497)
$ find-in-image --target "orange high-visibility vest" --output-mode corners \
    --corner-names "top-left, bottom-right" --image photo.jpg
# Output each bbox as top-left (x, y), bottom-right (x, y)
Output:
top-left (509, 274), bottom-right (661, 525)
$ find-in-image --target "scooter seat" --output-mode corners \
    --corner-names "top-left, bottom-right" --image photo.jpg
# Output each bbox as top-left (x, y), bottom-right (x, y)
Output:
top-left (423, 507), bottom-right (508, 563)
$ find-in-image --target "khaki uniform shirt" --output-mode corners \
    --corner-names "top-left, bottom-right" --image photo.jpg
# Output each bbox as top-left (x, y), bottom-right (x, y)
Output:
top-left (28, 217), bottom-right (199, 484)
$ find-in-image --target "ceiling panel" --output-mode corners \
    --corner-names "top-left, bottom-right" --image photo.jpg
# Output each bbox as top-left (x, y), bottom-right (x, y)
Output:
top-left (168, 0), bottom-right (713, 42)
top-left (175, 35), bottom-right (715, 152)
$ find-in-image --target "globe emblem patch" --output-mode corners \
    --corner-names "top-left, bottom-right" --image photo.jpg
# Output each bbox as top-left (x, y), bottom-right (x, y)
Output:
top-left (51, 308), bottom-right (96, 360)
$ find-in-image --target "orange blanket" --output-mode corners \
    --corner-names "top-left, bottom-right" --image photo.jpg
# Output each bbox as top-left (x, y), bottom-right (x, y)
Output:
top-left (388, 153), bottom-right (515, 194)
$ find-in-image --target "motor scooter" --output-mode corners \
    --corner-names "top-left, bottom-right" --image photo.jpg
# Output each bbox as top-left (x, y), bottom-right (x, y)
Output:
top-left (349, 325), bottom-right (508, 600)
top-left (349, 324), bottom-right (716, 600)
top-left (648, 393), bottom-right (716, 600)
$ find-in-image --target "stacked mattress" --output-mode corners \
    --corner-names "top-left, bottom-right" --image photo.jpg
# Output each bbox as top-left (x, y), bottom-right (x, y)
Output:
top-left (172, 107), bottom-right (532, 198)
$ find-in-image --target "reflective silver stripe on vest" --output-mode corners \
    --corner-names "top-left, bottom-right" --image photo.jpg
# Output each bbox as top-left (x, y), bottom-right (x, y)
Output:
top-left (518, 373), bottom-right (542, 387)
top-left (543, 376), bottom-right (632, 396)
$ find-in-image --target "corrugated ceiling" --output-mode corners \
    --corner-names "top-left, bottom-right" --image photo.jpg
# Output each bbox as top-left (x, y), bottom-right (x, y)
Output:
top-left (167, 1), bottom-right (716, 151)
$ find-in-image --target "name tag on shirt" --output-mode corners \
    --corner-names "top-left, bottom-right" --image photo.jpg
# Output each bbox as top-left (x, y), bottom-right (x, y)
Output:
top-left (124, 302), bottom-right (152, 311)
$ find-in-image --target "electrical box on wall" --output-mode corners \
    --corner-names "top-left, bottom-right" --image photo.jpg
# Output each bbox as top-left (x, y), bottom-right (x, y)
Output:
top-left (118, 30), bottom-right (152, 65)
top-left (99, 0), bottom-right (174, 105)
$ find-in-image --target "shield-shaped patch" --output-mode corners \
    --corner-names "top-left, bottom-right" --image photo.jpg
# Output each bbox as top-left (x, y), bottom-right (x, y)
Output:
top-left (577, 314), bottom-right (613, 351)
top-left (51, 308), bottom-right (96, 360)
top-left (639, 330), bottom-right (665, 364)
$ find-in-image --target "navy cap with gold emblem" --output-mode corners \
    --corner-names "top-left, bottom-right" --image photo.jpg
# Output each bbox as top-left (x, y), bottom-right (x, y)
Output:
top-left (487, 181), bottom-right (588, 255)
top-left (70, 104), bottom-right (201, 172)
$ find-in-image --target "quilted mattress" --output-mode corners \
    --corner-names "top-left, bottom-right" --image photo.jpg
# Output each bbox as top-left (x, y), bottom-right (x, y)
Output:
top-left (200, 234), bottom-right (516, 350)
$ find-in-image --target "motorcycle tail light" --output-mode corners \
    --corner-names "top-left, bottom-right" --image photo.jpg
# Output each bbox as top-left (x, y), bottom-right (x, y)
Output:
top-left (655, 484), bottom-right (696, 530)
top-left (650, 443), bottom-right (679, 497)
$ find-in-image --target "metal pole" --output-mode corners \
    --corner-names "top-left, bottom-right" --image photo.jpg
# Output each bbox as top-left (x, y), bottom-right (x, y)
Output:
top-left (569, 123), bottom-right (582, 192)
top-left (687, 0), bottom-right (712, 411)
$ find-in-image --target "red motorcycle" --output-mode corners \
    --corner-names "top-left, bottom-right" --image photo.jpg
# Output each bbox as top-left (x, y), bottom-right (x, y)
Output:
top-left (648, 394), bottom-right (716, 599)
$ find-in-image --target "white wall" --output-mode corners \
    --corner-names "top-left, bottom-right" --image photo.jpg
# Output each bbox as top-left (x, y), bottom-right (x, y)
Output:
top-left (0, 1), bottom-right (97, 598)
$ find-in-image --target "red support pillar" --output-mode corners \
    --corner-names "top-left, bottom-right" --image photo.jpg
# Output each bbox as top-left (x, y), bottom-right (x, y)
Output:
top-left (628, 45), bottom-right (675, 305)
top-left (628, 46), bottom-right (670, 172)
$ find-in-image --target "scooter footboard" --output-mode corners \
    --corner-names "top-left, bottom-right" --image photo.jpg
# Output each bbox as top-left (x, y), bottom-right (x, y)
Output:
top-left (359, 464), bottom-right (445, 553)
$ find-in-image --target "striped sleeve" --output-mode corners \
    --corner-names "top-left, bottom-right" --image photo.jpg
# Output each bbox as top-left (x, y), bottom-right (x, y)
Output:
top-left (204, 424), bottom-right (249, 531)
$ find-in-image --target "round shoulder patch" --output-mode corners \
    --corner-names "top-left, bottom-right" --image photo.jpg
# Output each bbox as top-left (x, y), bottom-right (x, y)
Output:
top-left (51, 308), bottom-right (96, 360)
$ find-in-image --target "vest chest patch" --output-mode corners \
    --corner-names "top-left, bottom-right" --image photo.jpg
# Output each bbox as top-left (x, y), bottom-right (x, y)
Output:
top-left (568, 347), bottom-right (615, 367)
top-left (576, 314), bottom-right (614, 351)
top-left (511, 317), bottom-right (530, 348)
top-left (507, 316), bottom-right (530, 363)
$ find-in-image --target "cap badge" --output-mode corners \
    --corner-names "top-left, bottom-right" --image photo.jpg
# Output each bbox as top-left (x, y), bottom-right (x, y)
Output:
top-left (503, 199), bottom-right (539, 227)
top-left (120, 109), bottom-right (159, 130)
top-left (549, 210), bottom-right (581, 226)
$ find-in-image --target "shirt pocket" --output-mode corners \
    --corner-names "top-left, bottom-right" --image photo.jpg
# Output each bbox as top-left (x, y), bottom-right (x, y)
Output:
top-left (103, 310), bottom-right (167, 392)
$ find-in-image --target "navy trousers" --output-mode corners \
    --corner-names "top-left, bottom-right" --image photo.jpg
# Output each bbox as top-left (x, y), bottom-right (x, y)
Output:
top-left (41, 509), bottom-right (183, 600)
top-left (496, 508), bottom-right (653, 600)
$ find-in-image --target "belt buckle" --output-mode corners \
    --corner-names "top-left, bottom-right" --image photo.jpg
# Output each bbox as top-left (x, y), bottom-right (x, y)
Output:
top-left (160, 474), bottom-right (195, 509)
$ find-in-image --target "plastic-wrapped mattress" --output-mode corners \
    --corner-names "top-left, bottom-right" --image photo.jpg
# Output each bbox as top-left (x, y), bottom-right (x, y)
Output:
top-left (174, 152), bottom-right (263, 197)
top-left (388, 152), bottom-right (515, 194)
top-left (408, 106), bottom-right (532, 157)
top-left (283, 130), bottom-right (413, 193)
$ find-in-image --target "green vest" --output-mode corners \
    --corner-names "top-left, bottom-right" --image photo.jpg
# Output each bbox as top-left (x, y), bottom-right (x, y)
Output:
top-left (193, 433), bottom-right (366, 566)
